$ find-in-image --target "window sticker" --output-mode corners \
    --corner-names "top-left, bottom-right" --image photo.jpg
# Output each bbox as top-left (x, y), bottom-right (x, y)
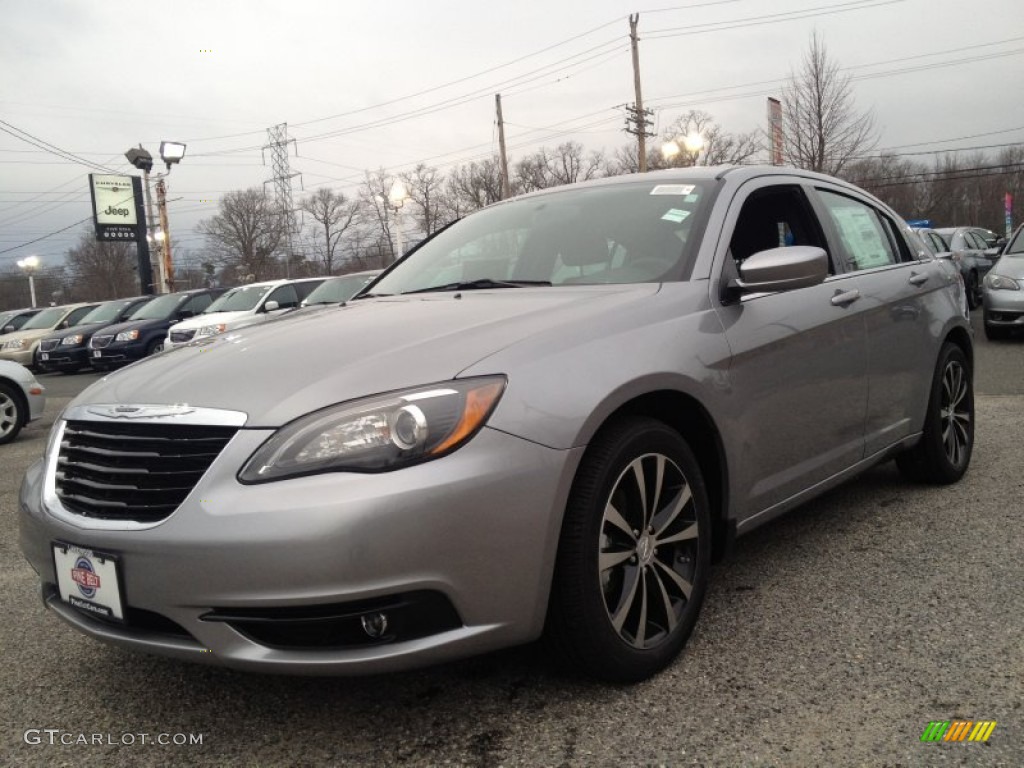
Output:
top-left (683, 194), bottom-right (699, 203)
top-left (661, 208), bottom-right (691, 223)
top-left (650, 184), bottom-right (695, 196)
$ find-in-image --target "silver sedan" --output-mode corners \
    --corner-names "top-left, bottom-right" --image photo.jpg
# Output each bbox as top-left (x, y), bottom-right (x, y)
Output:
top-left (0, 360), bottom-right (45, 444)
top-left (982, 224), bottom-right (1024, 339)
top-left (19, 166), bottom-right (973, 682)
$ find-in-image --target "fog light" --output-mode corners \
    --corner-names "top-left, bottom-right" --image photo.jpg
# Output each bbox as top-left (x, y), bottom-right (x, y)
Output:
top-left (360, 612), bottom-right (388, 638)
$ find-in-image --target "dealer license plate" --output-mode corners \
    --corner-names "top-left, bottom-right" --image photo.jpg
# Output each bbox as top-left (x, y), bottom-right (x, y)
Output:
top-left (40, 353), bottom-right (49, 361)
top-left (92, 350), bottom-right (101, 358)
top-left (52, 542), bottom-right (125, 622)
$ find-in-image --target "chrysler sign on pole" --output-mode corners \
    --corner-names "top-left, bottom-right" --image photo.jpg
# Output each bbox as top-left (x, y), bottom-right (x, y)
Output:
top-left (88, 174), bottom-right (155, 294)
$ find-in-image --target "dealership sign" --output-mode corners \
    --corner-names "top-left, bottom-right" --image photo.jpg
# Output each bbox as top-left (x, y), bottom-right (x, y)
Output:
top-left (89, 174), bottom-right (142, 241)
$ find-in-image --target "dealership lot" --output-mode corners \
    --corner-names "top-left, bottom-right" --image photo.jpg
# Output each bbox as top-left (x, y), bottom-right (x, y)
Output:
top-left (2, 314), bottom-right (1021, 767)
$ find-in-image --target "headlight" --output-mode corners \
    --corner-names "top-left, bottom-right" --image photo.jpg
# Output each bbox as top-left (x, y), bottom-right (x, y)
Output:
top-left (115, 329), bottom-right (140, 341)
top-left (985, 273), bottom-right (1020, 291)
top-left (197, 324), bottom-right (227, 337)
top-left (3, 339), bottom-right (26, 350)
top-left (61, 335), bottom-right (83, 346)
top-left (239, 376), bottom-right (506, 482)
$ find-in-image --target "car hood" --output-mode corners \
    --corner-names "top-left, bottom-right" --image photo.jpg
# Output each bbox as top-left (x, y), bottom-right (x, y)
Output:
top-left (990, 255), bottom-right (1024, 280)
top-left (43, 321), bottom-right (107, 341)
top-left (170, 310), bottom-right (251, 331)
top-left (73, 285), bottom-right (660, 427)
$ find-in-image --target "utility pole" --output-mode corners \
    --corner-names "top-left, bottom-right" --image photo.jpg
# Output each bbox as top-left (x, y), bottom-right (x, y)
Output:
top-left (155, 178), bottom-right (174, 292)
top-left (263, 123), bottom-right (302, 278)
top-left (625, 14), bottom-right (654, 172)
top-left (495, 94), bottom-right (511, 199)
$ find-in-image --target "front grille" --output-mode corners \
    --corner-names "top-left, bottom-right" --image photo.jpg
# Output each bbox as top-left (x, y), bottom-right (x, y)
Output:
top-left (39, 339), bottom-right (59, 352)
top-left (169, 329), bottom-right (196, 343)
top-left (55, 420), bottom-right (238, 523)
top-left (90, 334), bottom-right (113, 349)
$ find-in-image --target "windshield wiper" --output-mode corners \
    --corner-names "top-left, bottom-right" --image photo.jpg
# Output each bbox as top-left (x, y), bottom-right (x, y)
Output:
top-left (400, 279), bottom-right (551, 295)
top-left (350, 292), bottom-right (395, 300)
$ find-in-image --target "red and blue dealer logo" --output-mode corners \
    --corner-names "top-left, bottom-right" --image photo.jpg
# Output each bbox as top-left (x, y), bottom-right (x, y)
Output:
top-left (71, 556), bottom-right (101, 598)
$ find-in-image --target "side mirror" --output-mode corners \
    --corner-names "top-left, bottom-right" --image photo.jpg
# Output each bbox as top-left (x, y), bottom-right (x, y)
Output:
top-left (1, 325), bottom-right (13, 335)
top-left (934, 251), bottom-right (952, 260)
top-left (734, 246), bottom-right (828, 293)
top-left (58, 320), bottom-right (69, 329)
top-left (984, 247), bottom-right (1001, 258)
top-left (263, 300), bottom-right (280, 312)
top-left (178, 309), bottom-right (195, 320)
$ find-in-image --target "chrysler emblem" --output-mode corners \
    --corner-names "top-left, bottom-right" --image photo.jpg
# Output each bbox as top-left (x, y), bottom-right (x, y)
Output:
top-left (86, 404), bottom-right (196, 420)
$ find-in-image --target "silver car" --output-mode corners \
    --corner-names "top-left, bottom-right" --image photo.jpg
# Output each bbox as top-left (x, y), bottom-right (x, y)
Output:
top-left (19, 167), bottom-right (973, 682)
top-left (0, 360), bottom-right (45, 444)
top-left (982, 223), bottom-right (1024, 339)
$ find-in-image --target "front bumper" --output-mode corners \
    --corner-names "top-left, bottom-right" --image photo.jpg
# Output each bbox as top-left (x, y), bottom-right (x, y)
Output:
top-left (19, 426), bottom-right (581, 675)
top-left (0, 347), bottom-right (34, 367)
top-left (37, 346), bottom-right (89, 372)
top-left (88, 341), bottom-right (146, 368)
top-left (983, 287), bottom-right (1024, 327)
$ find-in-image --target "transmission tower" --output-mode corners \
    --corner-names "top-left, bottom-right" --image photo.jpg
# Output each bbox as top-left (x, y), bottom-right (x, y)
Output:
top-left (262, 123), bottom-right (302, 277)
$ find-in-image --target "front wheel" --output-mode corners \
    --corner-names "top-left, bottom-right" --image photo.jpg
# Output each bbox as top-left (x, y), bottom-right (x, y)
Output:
top-left (896, 342), bottom-right (973, 484)
top-left (547, 417), bottom-right (711, 683)
top-left (146, 338), bottom-right (164, 356)
top-left (0, 382), bottom-right (26, 445)
top-left (965, 272), bottom-right (981, 310)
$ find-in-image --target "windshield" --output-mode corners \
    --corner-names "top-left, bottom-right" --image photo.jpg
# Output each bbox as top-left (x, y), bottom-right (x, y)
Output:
top-left (20, 306), bottom-right (66, 330)
top-left (204, 285), bottom-right (273, 313)
top-left (304, 274), bottom-right (378, 304)
top-left (1006, 228), bottom-right (1024, 256)
top-left (370, 180), bottom-right (715, 296)
top-left (80, 298), bottom-right (143, 324)
top-left (128, 293), bottom-right (182, 321)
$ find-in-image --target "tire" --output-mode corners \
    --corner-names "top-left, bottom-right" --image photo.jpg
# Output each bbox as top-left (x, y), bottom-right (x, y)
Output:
top-left (0, 381), bottom-right (26, 445)
top-left (547, 417), bottom-right (711, 683)
top-left (146, 338), bottom-right (164, 356)
top-left (965, 272), bottom-right (981, 310)
top-left (896, 342), bottom-right (973, 484)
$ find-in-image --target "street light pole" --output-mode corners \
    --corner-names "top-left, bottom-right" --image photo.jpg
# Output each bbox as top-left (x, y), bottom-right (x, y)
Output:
top-left (16, 256), bottom-right (40, 307)
top-left (388, 180), bottom-right (409, 263)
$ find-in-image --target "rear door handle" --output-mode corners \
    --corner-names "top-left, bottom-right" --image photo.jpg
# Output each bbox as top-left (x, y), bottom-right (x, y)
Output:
top-left (831, 288), bottom-right (861, 306)
top-left (908, 272), bottom-right (929, 286)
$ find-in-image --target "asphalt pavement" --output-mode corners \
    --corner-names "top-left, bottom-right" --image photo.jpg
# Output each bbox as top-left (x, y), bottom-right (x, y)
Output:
top-left (2, 314), bottom-right (1021, 767)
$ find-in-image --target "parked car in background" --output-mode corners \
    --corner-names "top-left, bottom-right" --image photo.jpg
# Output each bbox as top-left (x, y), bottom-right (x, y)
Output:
top-left (300, 270), bottom-right (383, 307)
top-left (982, 223), bottom-right (1024, 339)
top-left (0, 303), bottom-right (99, 369)
top-left (968, 226), bottom-right (1006, 250)
top-left (0, 359), bottom-right (45, 444)
top-left (88, 288), bottom-right (225, 371)
top-left (909, 228), bottom-right (967, 317)
top-left (165, 278), bottom-right (325, 348)
top-left (19, 167), bottom-right (974, 683)
top-left (0, 307), bottom-right (42, 335)
top-left (36, 296), bottom-right (155, 374)
top-left (934, 227), bottom-right (999, 309)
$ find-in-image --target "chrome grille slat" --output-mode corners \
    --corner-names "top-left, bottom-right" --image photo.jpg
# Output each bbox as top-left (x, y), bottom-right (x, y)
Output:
top-left (55, 420), bottom-right (237, 522)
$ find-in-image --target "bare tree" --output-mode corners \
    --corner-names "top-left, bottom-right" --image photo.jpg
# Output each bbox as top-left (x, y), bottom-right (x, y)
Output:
top-left (300, 188), bottom-right (360, 275)
top-left (357, 169), bottom-right (397, 261)
top-left (196, 188), bottom-right (284, 281)
top-left (65, 230), bottom-right (141, 299)
top-left (445, 157), bottom-right (505, 213)
top-left (514, 141), bottom-right (605, 191)
top-left (783, 31), bottom-right (876, 175)
top-left (400, 164), bottom-right (446, 237)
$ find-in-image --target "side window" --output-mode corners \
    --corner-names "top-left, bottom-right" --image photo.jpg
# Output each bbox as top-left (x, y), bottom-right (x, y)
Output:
top-left (293, 281), bottom-right (322, 301)
top-left (817, 190), bottom-right (898, 271)
top-left (183, 294), bottom-right (213, 314)
top-left (881, 216), bottom-right (914, 262)
top-left (966, 232), bottom-right (987, 250)
top-left (65, 306), bottom-right (95, 326)
top-left (266, 284), bottom-right (298, 309)
top-left (728, 185), bottom-right (831, 272)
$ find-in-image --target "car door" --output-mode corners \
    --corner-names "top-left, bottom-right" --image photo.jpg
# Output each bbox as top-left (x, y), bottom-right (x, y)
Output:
top-left (713, 179), bottom-right (868, 519)
top-left (809, 185), bottom-right (942, 455)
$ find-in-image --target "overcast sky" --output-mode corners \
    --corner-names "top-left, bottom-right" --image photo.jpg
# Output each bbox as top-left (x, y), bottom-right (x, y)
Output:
top-left (2, 0), bottom-right (1023, 270)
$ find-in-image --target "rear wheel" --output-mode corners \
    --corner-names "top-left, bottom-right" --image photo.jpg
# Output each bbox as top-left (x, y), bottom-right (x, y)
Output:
top-left (896, 342), bottom-right (973, 484)
top-left (547, 417), bottom-right (711, 683)
top-left (0, 381), bottom-right (26, 445)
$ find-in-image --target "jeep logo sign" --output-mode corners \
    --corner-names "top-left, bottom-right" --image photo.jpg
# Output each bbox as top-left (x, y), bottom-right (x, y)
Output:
top-left (90, 174), bottom-right (139, 227)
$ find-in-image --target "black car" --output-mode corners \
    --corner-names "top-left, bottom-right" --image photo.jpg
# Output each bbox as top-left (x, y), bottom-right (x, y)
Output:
top-left (36, 296), bottom-right (155, 373)
top-left (88, 288), bottom-right (225, 371)
top-left (934, 227), bottom-right (1000, 309)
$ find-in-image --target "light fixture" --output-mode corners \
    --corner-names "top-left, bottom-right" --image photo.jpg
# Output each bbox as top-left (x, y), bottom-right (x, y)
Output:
top-left (683, 132), bottom-right (705, 154)
top-left (661, 141), bottom-right (681, 161)
top-left (388, 179), bottom-right (409, 208)
top-left (125, 146), bottom-right (154, 173)
top-left (159, 141), bottom-right (187, 170)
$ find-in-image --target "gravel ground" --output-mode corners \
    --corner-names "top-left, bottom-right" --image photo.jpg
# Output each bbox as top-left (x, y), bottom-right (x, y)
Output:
top-left (2, 333), bottom-right (1021, 767)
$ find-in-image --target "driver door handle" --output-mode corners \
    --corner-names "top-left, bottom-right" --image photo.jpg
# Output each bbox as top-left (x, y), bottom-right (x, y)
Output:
top-left (831, 288), bottom-right (861, 306)
top-left (908, 272), bottom-right (929, 286)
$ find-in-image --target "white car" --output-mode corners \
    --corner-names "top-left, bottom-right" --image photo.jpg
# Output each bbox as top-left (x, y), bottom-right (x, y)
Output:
top-left (0, 360), bottom-right (45, 444)
top-left (165, 278), bottom-right (324, 348)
